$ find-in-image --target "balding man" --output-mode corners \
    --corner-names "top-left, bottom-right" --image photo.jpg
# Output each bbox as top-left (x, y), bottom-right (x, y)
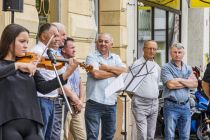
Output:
top-left (85, 33), bottom-right (126, 140)
top-left (131, 40), bottom-right (160, 140)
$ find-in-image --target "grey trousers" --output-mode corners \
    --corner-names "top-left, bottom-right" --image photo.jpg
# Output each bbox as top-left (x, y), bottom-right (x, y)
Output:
top-left (132, 96), bottom-right (159, 140)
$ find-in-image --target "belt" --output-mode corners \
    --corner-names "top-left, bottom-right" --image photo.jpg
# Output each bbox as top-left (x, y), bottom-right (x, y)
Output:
top-left (165, 98), bottom-right (189, 105)
top-left (40, 97), bottom-right (57, 101)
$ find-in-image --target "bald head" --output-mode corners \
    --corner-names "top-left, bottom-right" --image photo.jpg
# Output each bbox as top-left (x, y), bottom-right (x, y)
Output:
top-left (97, 33), bottom-right (113, 44)
top-left (96, 33), bottom-right (114, 57)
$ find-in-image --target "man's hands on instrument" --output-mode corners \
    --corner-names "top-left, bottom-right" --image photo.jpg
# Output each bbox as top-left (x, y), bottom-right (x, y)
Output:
top-left (68, 58), bottom-right (79, 68)
top-left (62, 58), bottom-right (79, 81)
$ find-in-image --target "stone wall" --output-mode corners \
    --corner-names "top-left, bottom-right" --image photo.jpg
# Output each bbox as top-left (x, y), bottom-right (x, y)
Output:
top-left (99, 0), bottom-right (131, 139)
top-left (0, 0), bottom-right (39, 49)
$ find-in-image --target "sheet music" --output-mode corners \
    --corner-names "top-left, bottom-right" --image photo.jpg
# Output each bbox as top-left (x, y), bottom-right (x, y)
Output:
top-left (105, 60), bottom-right (156, 97)
top-left (105, 73), bottom-right (126, 98)
top-left (123, 60), bottom-right (155, 93)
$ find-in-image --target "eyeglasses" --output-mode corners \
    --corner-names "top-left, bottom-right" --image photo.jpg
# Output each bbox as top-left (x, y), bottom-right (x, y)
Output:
top-left (144, 47), bottom-right (157, 51)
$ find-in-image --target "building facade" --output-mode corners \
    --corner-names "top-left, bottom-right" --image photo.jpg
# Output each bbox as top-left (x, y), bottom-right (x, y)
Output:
top-left (0, 0), bottom-right (209, 139)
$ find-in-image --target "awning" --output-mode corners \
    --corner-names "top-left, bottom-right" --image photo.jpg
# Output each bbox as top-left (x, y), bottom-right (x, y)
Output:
top-left (138, 6), bottom-right (151, 10)
top-left (190, 0), bottom-right (210, 8)
top-left (139, 0), bottom-right (181, 14)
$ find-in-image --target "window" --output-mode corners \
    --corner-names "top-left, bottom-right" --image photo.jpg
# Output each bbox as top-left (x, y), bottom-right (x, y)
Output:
top-left (154, 8), bottom-right (166, 66)
top-left (137, 2), bottom-right (181, 66)
top-left (137, 6), bottom-right (152, 58)
top-left (36, 0), bottom-right (50, 25)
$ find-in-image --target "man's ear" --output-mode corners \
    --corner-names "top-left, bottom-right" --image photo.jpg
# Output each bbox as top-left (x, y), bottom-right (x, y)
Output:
top-left (61, 48), bottom-right (65, 54)
top-left (40, 32), bottom-right (47, 42)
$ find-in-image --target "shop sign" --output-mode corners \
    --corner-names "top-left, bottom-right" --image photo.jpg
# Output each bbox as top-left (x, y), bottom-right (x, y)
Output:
top-left (138, 6), bottom-right (151, 10)
top-left (146, 0), bottom-right (180, 10)
top-left (190, 0), bottom-right (210, 8)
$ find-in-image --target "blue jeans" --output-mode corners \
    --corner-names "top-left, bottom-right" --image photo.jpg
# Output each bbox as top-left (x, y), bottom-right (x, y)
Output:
top-left (50, 98), bottom-right (62, 140)
top-left (85, 100), bottom-right (116, 140)
top-left (163, 100), bottom-right (191, 140)
top-left (38, 97), bottom-right (55, 140)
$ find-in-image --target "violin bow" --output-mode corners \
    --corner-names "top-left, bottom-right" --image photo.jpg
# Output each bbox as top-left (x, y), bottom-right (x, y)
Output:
top-left (34, 34), bottom-right (55, 66)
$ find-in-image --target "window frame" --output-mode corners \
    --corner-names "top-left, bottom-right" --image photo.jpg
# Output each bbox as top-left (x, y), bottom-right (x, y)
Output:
top-left (137, 0), bottom-right (182, 63)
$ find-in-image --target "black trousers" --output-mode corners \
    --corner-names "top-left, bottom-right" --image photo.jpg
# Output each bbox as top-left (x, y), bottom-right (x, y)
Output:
top-left (0, 119), bottom-right (43, 140)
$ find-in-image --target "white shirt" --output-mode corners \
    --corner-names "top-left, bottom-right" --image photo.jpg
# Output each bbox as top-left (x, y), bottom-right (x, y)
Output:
top-left (133, 57), bottom-right (160, 99)
top-left (30, 41), bottom-right (59, 98)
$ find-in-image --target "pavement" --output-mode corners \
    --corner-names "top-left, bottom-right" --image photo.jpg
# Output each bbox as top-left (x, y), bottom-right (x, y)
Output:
top-left (155, 134), bottom-right (198, 140)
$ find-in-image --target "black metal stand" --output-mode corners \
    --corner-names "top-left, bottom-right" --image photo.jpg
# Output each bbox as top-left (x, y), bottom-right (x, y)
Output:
top-left (120, 92), bottom-right (127, 140)
top-left (11, 11), bottom-right (14, 24)
top-left (57, 96), bottom-right (66, 140)
top-left (119, 60), bottom-right (151, 140)
top-left (50, 62), bottom-right (73, 140)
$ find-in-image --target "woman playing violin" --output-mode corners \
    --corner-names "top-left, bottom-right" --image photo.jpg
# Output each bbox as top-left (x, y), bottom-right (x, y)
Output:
top-left (0, 24), bottom-right (78, 140)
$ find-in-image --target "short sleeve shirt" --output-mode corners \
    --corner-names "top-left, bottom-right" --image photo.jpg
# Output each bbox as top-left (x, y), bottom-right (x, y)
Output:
top-left (133, 57), bottom-right (160, 99)
top-left (86, 50), bottom-right (126, 105)
top-left (161, 61), bottom-right (192, 102)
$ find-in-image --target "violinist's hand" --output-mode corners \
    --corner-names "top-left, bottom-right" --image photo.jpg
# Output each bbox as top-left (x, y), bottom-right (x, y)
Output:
top-left (32, 53), bottom-right (41, 65)
top-left (62, 58), bottom-right (79, 81)
top-left (68, 58), bottom-right (79, 68)
top-left (15, 62), bottom-right (37, 76)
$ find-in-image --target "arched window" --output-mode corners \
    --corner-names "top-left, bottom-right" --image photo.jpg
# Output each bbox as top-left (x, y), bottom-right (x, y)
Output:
top-left (36, 0), bottom-right (50, 25)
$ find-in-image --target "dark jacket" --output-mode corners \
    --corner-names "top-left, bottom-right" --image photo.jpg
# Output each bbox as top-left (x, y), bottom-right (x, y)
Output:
top-left (0, 60), bottom-right (66, 126)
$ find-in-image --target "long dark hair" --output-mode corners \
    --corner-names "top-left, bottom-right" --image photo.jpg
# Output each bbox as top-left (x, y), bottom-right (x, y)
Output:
top-left (0, 24), bottom-right (29, 60)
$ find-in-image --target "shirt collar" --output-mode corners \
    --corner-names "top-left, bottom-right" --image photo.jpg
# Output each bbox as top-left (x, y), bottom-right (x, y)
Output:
top-left (142, 56), bottom-right (154, 62)
top-left (37, 41), bottom-right (47, 51)
top-left (170, 60), bottom-right (183, 69)
top-left (38, 41), bottom-right (57, 55)
top-left (95, 50), bottom-right (113, 59)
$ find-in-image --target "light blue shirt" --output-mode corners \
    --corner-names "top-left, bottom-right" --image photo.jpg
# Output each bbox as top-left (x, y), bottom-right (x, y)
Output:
top-left (161, 61), bottom-right (192, 102)
top-left (58, 63), bottom-right (81, 96)
top-left (86, 50), bottom-right (125, 105)
top-left (68, 68), bottom-right (80, 96)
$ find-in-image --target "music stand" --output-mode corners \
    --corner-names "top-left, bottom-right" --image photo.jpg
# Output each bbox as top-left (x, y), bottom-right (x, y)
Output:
top-left (122, 60), bottom-right (155, 93)
top-left (106, 60), bottom-right (156, 140)
top-left (48, 57), bottom-right (73, 140)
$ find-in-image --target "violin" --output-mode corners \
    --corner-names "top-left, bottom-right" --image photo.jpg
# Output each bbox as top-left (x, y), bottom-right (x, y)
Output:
top-left (58, 59), bottom-right (93, 72)
top-left (16, 52), bottom-right (93, 72)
